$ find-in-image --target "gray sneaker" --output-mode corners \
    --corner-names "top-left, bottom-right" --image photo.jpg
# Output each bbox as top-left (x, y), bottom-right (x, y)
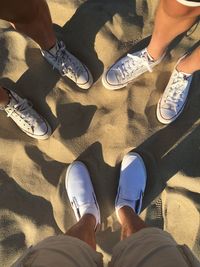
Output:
top-left (2, 89), bottom-right (52, 139)
top-left (157, 56), bottom-right (193, 124)
top-left (41, 41), bottom-right (93, 90)
top-left (102, 48), bottom-right (164, 90)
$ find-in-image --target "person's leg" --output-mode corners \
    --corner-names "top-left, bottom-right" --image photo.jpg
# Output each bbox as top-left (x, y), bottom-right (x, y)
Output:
top-left (177, 46), bottom-right (200, 73)
top-left (150, 1), bottom-right (200, 124)
top-left (12, 222), bottom-right (102, 267)
top-left (65, 214), bottom-right (96, 250)
top-left (110, 151), bottom-right (200, 267)
top-left (111, 206), bottom-right (200, 267)
top-left (0, 86), bottom-right (9, 107)
top-left (102, 0), bottom-right (200, 90)
top-left (12, 161), bottom-right (103, 266)
top-left (0, 0), bottom-right (93, 89)
top-left (12, 1), bottom-right (56, 50)
top-left (0, 0), bottom-right (55, 50)
top-left (148, 0), bottom-right (200, 60)
top-left (156, 47), bottom-right (197, 124)
top-left (114, 152), bottom-right (147, 239)
top-left (117, 206), bottom-right (147, 240)
top-left (65, 161), bottom-right (101, 250)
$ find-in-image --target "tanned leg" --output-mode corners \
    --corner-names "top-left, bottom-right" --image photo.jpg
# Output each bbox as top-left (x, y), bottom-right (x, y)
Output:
top-left (147, 0), bottom-right (200, 60)
top-left (0, 87), bottom-right (9, 107)
top-left (117, 206), bottom-right (147, 241)
top-left (0, 0), bottom-right (56, 50)
top-left (65, 214), bottom-right (97, 250)
top-left (177, 46), bottom-right (200, 73)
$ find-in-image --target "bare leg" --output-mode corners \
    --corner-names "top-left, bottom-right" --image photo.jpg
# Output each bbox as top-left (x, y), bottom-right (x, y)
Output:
top-left (0, 87), bottom-right (9, 107)
top-left (147, 0), bottom-right (200, 60)
top-left (0, 0), bottom-right (56, 50)
top-left (118, 206), bottom-right (147, 241)
top-left (177, 46), bottom-right (200, 73)
top-left (65, 214), bottom-right (96, 250)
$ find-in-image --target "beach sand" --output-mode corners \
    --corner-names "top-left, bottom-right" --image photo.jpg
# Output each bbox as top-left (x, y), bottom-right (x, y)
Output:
top-left (0, 0), bottom-right (200, 266)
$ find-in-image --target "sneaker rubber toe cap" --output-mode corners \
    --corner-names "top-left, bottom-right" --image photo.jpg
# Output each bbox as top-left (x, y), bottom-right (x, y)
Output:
top-left (77, 68), bottom-right (93, 90)
top-left (157, 104), bottom-right (177, 124)
top-left (102, 69), bottom-right (124, 90)
top-left (31, 121), bottom-right (52, 140)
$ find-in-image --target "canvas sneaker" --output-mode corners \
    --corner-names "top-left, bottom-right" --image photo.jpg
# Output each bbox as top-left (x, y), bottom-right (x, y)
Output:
top-left (41, 41), bottom-right (93, 89)
top-left (157, 56), bottom-right (193, 124)
top-left (115, 152), bottom-right (147, 222)
top-left (65, 161), bottom-right (100, 229)
top-left (1, 89), bottom-right (51, 139)
top-left (102, 48), bottom-right (165, 90)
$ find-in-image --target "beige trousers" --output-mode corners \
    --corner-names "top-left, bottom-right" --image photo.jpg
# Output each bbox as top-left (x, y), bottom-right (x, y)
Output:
top-left (12, 228), bottom-right (200, 267)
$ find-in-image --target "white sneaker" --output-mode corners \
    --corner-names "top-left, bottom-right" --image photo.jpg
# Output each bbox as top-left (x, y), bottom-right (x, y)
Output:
top-left (65, 161), bottom-right (100, 229)
top-left (157, 56), bottom-right (193, 124)
top-left (41, 41), bottom-right (93, 90)
top-left (115, 152), bottom-right (147, 220)
top-left (102, 48), bottom-right (164, 90)
top-left (2, 89), bottom-right (51, 139)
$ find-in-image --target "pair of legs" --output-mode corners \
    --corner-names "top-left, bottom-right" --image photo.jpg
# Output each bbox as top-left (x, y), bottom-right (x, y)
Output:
top-left (102, 0), bottom-right (200, 124)
top-left (0, 0), bottom-right (93, 139)
top-left (12, 152), bottom-right (200, 266)
top-left (0, 0), bottom-right (56, 106)
top-left (65, 152), bottom-right (147, 250)
top-left (54, 151), bottom-right (200, 266)
top-left (0, 0), bottom-right (92, 87)
top-left (148, 0), bottom-right (200, 73)
top-left (65, 207), bottom-right (146, 251)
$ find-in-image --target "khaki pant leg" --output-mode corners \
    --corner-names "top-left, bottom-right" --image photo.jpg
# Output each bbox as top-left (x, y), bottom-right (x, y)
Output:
top-left (12, 235), bottom-right (103, 267)
top-left (109, 227), bottom-right (200, 267)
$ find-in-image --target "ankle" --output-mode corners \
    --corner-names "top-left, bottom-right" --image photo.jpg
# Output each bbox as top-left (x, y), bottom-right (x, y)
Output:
top-left (118, 206), bottom-right (147, 236)
top-left (147, 44), bottom-right (166, 61)
top-left (176, 55), bottom-right (199, 74)
top-left (45, 40), bottom-right (57, 52)
top-left (80, 214), bottom-right (97, 229)
top-left (117, 206), bottom-right (136, 225)
top-left (0, 88), bottom-right (10, 108)
top-left (44, 40), bottom-right (59, 55)
top-left (121, 224), bottom-right (136, 240)
top-left (66, 215), bottom-right (96, 250)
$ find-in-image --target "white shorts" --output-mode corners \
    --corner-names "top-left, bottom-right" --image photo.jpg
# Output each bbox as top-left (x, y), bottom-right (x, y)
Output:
top-left (177, 0), bottom-right (200, 7)
top-left (12, 228), bottom-right (200, 267)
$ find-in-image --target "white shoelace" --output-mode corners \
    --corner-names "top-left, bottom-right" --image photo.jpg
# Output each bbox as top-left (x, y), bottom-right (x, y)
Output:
top-left (6, 98), bottom-right (42, 130)
top-left (53, 41), bottom-right (81, 80)
top-left (114, 49), bottom-right (153, 82)
top-left (164, 72), bottom-right (190, 111)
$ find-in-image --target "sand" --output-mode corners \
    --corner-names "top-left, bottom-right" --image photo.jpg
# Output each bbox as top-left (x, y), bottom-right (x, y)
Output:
top-left (0, 0), bottom-right (200, 266)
